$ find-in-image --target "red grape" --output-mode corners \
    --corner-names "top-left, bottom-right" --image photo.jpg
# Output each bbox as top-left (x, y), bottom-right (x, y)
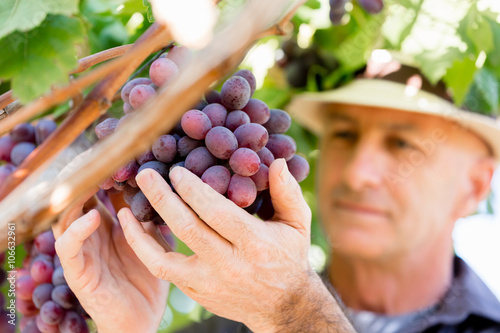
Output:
top-left (229, 148), bottom-right (260, 176)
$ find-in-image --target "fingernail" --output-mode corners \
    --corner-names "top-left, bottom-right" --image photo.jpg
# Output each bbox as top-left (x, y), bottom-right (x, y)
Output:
top-left (136, 169), bottom-right (153, 190)
top-left (279, 158), bottom-right (290, 184)
top-left (117, 209), bottom-right (128, 227)
top-left (170, 167), bottom-right (182, 185)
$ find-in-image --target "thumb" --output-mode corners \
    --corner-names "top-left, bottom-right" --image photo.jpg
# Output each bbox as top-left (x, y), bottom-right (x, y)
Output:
top-left (268, 158), bottom-right (311, 233)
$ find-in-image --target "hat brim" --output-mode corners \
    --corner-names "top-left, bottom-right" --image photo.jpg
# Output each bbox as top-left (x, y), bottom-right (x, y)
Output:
top-left (287, 79), bottom-right (500, 163)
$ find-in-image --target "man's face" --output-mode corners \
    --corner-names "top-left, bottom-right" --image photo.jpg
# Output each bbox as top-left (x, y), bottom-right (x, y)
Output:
top-left (318, 106), bottom-right (490, 260)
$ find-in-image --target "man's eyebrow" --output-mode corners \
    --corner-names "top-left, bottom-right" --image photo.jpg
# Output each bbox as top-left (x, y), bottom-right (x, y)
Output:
top-left (328, 113), bottom-right (357, 123)
top-left (328, 112), bottom-right (418, 131)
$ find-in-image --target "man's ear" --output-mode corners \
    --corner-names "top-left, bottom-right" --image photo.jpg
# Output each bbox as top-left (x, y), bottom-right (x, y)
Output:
top-left (458, 156), bottom-right (496, 218)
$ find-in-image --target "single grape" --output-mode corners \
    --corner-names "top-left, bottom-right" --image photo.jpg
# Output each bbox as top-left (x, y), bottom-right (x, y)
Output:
top-left (287, 155), bottom-right (310, 183)
top-left (266, 134), bottom-right (296, 161)
top-left (0, 135), bottom-right (16, 162)
top-left (166, 45), bottom-right (192, 68)
top-left (36, 314), bottom-right (59, 333)
top-left (129, 84), bottom-right (156, 109)
top-left (16, 275), bottom-right (36, 300)
top-left (257, 147), bottom-right (275, 167)
top-left (263, 109), bottom-right (291, 134)
top-left (112, 160), bottom-right (138, 183)
top-left (250, 164), bottom-right (269, 191)
top-left (242, 99), bottom-right (270, 124)
top-left (205, 126), bottom-right (238, 159)
top-left (11, 123), bottom-right (36, 143)
top-left (130, 191), bottom-right (157, 222)
top-left (94, 118), bottom-right (119, 140)
top-left (227, 174), bottom-right (257, 208)
top-left (123, 185), bottom-right (140, 205)
top-left (202, 103), bottom-right (227, 127)
top-left (30, 258), bottom-right (54, 284)
top-left (149, 58), bottom-right (179, 87)
top-left (201, 165), bottom-right (231, 194)
top-left (329, 0), bottom-right (348, 24)
top-left (220, 76), bottom-right (251, 110)
top-left (185, 147), bottom-right (217, 176)
top-left (234, 123), bottom-right (269, 152)
top-left (233, 69), bottom-right (256, 96)
top-left (138, 161), bottom-right (170, 179)
top-left (225, 110), bottom-right (250, 131)
top-left (152, 135), bottom-right (177, 163)
top-left (121, 77), bottom-right (152, 104)
top-left (229, 148), bottom-right (260, 177)
top-left (136, 149), bottom-right (156, 165)
top-left (35, 119), bottom-right (57, 145)
top-left (204, 89), bottom-right (222, 104)
top-left (181, 110), bottom-right (212, 140)
top-left (257, 189), bottom-right (275, 220)
top-left (58, 311), bottom-right (88, 333)
top-left (123, 103), bottom-right (134, 115)
top-left (358, 0), bottom-right (384, 14)
top-left (34, 231), bottom-right (56, 256)
top-left (51, 285), bottom-right (77, 309)
top-left (177, 136), bottom-right (203, 157)
top-left (10, 142), bottom-right (36, 166)
top-left (52, 266), bottom-right (66, 286)
top-left (40, 300), bottom-right (65, 325)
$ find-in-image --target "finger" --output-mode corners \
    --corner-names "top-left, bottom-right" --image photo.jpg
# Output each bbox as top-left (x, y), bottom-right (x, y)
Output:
top-left (54, 189), bottom-right (98, 239)
top-left (167, 166), bottom-right (257, 246)
top-left (268, 158), bottom-right (311, 233)
top-left (55, 209), bottom-right (100, 286)
top-left (135, 169), bottom-right (233, 256)
top-left (117, 208), bottom-right (199, 286)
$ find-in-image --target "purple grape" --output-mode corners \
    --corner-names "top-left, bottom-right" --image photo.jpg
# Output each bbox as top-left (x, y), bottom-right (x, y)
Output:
top-left (130, 191), bottom-right (157, 222)
top-left (152, 135), bottom-right (177, 163)
top-left (205, 90), bottom-right (222, 104)
top-left (266, 134), bottom-right (296, 161)
top-left (0, 311), bottom-right (15, 332)
top-left (181, 110), bottom-right (212, 140)
top-left (123, 102), bottom-right (134, 115)
top-left (30, 258), bottom-right (54, 284)
top-left (257, 147), bottom-right (275, 167)
top-left (177, 136), bottom-right (202, 157)
top-left (220, 76), bottom-right (251, 110)
top-left (227, 175), bottom-right (257, 208)
top-left (229, 148), bottom-right (260, 177)
top-left (149, 58), bottom-right (179, 87)
top-left (205, 127), bottom-right (238, 159)
top-left (123, 185), bottom-right (140, 205)
top-left (40, 300), bottom-right (65, 325)
top-left (244, 193), bottom-right (264, 215)
top-left (250, 164), bottom-right (269, 191)
top-left (234, 123), bottom-right (269, 152)
top-left (11, 123), bottom-right (36, 143)
top-left (0, 135), bottom-right (16, 162)
top-left (185, 147), bottom-right (217, 176)
top-left (242, 99), bottom-right (270, 124)
top-left (121, 77), bottom-right (152, 104)
top-left (233, 69), bottom-right (256, 96)
top-left (138, 161), bottom-right (170, 179)
top-left (16, 274), bottom-right (36, 300)
top-left (35, 119), bottom-right (57, 145)
top-left (201, 165), bottom-right (231, 194)
top-left (129, 84), bottom-right (156, 109)
top-left (202, 103), bottom-right (228, 127)
top-left (358, 0), bottom-right (384, 14)
top-left (329, 0), bottom-right (348, 25)
top-left (225, 110), bottom-right (250, 131)
top-left (51, 285), bottom-right (77, 309)
top-left (257, 189), bottom-right (274, 220)
top-left (34, 231), bottom-right (56, 256)
top-left (287, 155), bottom-right (310, 183)
top-left (58, 311), bottom-right (88, 333)
top-left (10, 142), bottom-right (36, 166)
top-left (21, 316), bottom-right (39, 333)
top-left (94, 118), bottom-right (119, 140)
top-left (112, 160), bottom-right (138, 183)
top-left (36, 315), bottom-right (58, 333)
top-left (263, 109), bottom-right (291, 134)
top-left (166, 45), bottom-right (192, 68)
top-left (0, 164), bottom-right (14, 184)
top-left (136, 149), bottom-right (156, 165)
top-left (52, 266), bottom-right (66, 286)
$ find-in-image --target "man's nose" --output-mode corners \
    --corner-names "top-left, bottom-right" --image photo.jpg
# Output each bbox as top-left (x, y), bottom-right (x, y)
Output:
top-left (342, 139), bottom-right (385, 192)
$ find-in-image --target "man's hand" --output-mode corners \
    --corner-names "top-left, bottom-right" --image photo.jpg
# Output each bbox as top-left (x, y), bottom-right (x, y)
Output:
top-left (53, 195), bottom-right (170, 333)
top-left (117, 158), bottom-right (355, 332)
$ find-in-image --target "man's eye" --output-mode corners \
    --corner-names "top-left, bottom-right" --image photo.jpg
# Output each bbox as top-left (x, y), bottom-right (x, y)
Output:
top-left (389, 137), bottom-right (413, 149)
top-left (333, 131), bottom-right (357, 140)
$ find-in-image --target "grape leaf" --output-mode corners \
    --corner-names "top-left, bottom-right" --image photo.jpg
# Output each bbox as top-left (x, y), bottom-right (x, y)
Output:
top-left (0, 15), bottom-right (85, 103)
top-left (0, 0), bottom-right (79, 39)
top-left (415, 47), bottom-right (462, 85)
top-left (463, 68), bottom-right (499, 116)
top-left (443, 56), bottom-right (477, 106)
top-left (457, 3), bottom-right (494, 55)
top-left (142, 0), bottom-right (154, 23)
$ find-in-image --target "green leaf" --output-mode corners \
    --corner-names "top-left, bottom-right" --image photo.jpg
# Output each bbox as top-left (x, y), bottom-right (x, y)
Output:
top-left (382, 0), bottom-right (424, 49)
top-left (443, 56), bottom-right (477, 106)
top-left (415, 47), bottom-right (463, 85)
top-left (0, 15), bottom-right (86, 103)
top-left (458, 3), bottom-right (494, 54)
top-left (463, 68), bottom-right (499, 116)
top-left (0, 0), bottom-right (78, 39)
top-left (142, 0), bottom-right (154, 23)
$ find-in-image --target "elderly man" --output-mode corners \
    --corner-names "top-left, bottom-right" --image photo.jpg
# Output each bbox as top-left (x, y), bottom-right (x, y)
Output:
top-left (54, 56), bottom-right (500, 333)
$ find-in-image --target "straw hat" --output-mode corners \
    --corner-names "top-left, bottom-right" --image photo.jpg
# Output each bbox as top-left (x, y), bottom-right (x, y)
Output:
top-left (287, 51), bottom-right (500, 163)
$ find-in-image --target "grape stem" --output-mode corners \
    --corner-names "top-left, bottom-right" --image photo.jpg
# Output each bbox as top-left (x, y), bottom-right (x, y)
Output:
top-left (0, 0), bottom-right (299, 250)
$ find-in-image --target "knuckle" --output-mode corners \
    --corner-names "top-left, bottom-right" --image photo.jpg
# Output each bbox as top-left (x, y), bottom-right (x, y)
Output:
top-left (148, 190), bottom-right (168, 209)
top-left (178, 224), bottom-right (200, 245)
top-left (151, 261), bottom-right (171, 281)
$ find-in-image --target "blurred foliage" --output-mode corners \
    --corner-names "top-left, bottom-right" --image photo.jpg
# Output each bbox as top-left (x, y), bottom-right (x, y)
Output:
top-left (1, 0), bottom-right (500, 332)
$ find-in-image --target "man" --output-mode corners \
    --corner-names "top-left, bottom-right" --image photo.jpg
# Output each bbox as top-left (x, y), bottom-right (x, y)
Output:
top-left (54, 54), bottom-right (500, 333)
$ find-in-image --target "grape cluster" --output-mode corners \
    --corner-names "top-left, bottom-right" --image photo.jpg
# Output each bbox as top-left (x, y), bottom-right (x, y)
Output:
top-left (0, 118), bottom-right (57, 184)
top-left (329, 0), bottom-right (384, 25)
top-left (0, 252), bottom-right (15, 333)
top-left (96, 45), bottom-right (310, 222)
top-left (15, 230), bottom-right (89, 333)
